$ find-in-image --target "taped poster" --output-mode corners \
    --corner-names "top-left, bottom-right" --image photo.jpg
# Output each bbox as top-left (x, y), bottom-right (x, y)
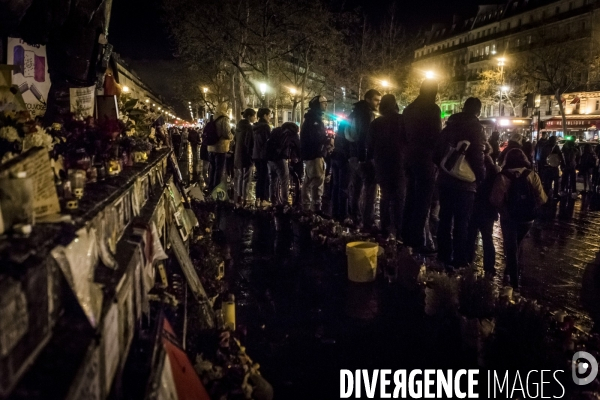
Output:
top-left (7, 37), bottom-right (51, 117)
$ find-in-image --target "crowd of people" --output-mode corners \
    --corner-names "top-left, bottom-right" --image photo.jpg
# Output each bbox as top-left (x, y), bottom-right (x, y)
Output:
top-left (172, 80), bottom-right (600, 290)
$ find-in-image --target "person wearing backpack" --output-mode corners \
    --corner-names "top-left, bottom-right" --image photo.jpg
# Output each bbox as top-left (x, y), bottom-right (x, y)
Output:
top-left (561, 137), bottom-right (580, 198)
top-left (579, 143), bottom-right (597, 193)
top-left (539, 136), bottom-right (563, 200)
top-left (435, 97), bottom-right (486, 270)
top-left (402, 80), bottom-right (442, 251)
top-left (491, 148), bottom-right (547, 289)
top-left (253, 108), bottom-right (272, 208)
top-left (366, 94), bottom-right (407, 241)
top-left (346, 89), bottom-right (381, 229)
top-left (267, 122), bottom-right (300, 206)
top-left (206, 102), bottom-right (234, 191)
top-left (234, 108), bottom-right (256, 207)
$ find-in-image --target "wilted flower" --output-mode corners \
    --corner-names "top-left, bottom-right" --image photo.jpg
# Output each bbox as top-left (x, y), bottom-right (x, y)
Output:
top-left (0, 126), bottom-right (20, 142)
top-left (22, 125), bottom-right (54, 152)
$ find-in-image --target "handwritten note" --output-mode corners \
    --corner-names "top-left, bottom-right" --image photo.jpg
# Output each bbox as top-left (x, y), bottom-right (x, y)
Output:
top-left (0, 147), bottom-right (60, 217)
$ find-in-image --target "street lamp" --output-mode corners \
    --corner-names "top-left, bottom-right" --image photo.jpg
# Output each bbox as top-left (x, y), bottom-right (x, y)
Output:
top-left (381, 80), bottom-right (389, 87)
top-left (203, 87), bottom-right (208, 94)
top-left (425, 71), bottom-right (435, 79)
top-left (122, 86), bottom-right (130, 93)
top-left (290, 87), bottom-right (297, 95)
top-left (145, 99), bottom-right (149, 103)
top-left (259, 83), bottom-right (267, 96)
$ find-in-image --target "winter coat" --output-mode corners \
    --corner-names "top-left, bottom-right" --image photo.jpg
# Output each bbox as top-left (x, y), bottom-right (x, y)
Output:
top-left (498, 141), bottom-right (523, 166)
top-left (534, 138), bottom-right (548, 163)
top-left (234, 119), bottom-right (254, 169)
top-left (367, 112), bottom-right (406, 187)
top-left (207, 112), bottom-right (234, 153)
top-left (402, 95), bottom-right (442, 165)
top-left (436, 112), bottom-right (486, 192)
top-left (267, 125), bottom-right (300, 161)
top-left (348, 100), bottom-right (376, 161)
top-left (252, 118), bottom-right (271, 160)
top-left (490, 167), bottom-right (548, 220)
top-left (473, 154), bottom-right (500, 221)
top-left (562, 143), bottom-right (580, 169)
top-left (300, 108), bottom-right (328, 161)
top-left (332, 121), bottom-right (351, 162)
top-left (489, 135), bottom-right (501, 163)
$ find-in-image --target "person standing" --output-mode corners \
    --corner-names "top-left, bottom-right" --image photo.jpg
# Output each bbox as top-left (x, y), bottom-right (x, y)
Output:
top-left (267, 122), bottom-right (300, 206)
top-left (491, 149), bottom-right (547, 289)
top-left (253, 108), bottom-right (272, 208)
top-left (467, 143), bottom-right (500, 277)
top-left (301, 95), bottom-right (329, 212)
top-left (234, 108), bottom-right (256, 207)
top-left (534, 131), bottom-right (549, 172)
top-left (436, 97), bottom-right (486, 269)
top-left (580, 143), bottom-right (598, 193)
top-left (331, 122), bottom-right (351, 220)
top-left (207, 103), bottom-right (234, 191)
top-left (561, 137), bottom-right (580, 198)
top-left (188, 128), bottom-right (201, 183)
top-left (367, 94), bottom-right (406, 241)
top-left (489, 131), bottom-right (501, 164)
top-left (346, 89), bottom-right (381, 229)
top-left (402, 79), bottom-right (442, 251)
top-left (539, 136), bottom-right (563, 200)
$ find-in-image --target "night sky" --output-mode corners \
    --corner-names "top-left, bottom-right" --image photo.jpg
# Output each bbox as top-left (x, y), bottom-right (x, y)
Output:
top-left (109, 0), bottom-right (485, 112)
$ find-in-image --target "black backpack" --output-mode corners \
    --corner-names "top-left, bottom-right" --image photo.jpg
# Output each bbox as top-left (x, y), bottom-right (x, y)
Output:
top-left (203, 116), bottom-right (224, 146)
top-left (266, 127), bottom-right (292, 161)
top-left (504, 169), bottom-right (537, 222)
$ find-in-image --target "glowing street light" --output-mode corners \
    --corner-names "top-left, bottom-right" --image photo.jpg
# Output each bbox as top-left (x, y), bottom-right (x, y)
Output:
top-left (203, 87), bottom-right (208, 94)
top-left (259, 83), bottom-right (267, 96)
top-left (501, 86), bottom-right (510, 92)
top-left (152, 103), bottom-right (155, 107)
top-left (290, 87), bottom-right (297, 95)
top-left (122, 86), bottom-right (130, 93)
top-left (381, 80), bottom-right (389, 88)
top-left (425, 71), bottom-right (435, 79)
top-left (158, 107), bottom-right (161, 110)
top-left (145, 99), bottom-right (149, 103)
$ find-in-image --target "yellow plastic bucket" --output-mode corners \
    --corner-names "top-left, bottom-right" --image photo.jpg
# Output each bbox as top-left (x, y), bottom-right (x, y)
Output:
top-left (346, 242), bottom-right (380, 283)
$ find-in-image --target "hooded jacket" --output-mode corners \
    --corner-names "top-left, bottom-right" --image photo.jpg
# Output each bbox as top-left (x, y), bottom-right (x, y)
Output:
top-left (348, 100), bottom-right (376, 161)
top-left (300, 108), bottom-right (328, 161)
top-left (252, 118), bottom-right (271, 160)
top-left (207, 102), bottom-right (234, 153)
top-left (437, 111), bottom-right (486, 192)
top-left (490, 167), bottom-right (547, 220)
top-left (497, 140), bottom-right (522, 166)
top-left (367, 112), bottom-right (406, 186)
top-left (234, 118), bottom-right (254, 168)
top-left (267, 125), bottom-right (300, 161)
top-left (402, 95), bottom-right (442, 165)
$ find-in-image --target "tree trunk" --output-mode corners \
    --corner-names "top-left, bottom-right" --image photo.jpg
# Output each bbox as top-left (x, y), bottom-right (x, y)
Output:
top-left (238, 70), bottom-right (247, 111)
top-left (230, 71), bottom-right (238, 120)
top-left (292, 98), bottom-right (298, 123)
top-left (555, 89), bottom-right (567, 137)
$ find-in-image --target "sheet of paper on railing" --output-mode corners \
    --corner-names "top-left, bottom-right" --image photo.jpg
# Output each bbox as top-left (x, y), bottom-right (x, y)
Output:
top-left (0, 147), bottom-right (60, 218)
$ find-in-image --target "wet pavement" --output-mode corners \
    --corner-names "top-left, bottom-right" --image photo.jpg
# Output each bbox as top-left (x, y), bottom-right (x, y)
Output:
top-left (217, 213), bottom-right (472, 399)
top-left (489, 191), bottom-right (600, 333)
top-left (212, 193), bottom-right (600, 398)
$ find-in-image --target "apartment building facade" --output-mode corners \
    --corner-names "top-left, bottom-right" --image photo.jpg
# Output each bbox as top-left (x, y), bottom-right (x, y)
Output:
top-left (412, 0), bottom-right (600, 138)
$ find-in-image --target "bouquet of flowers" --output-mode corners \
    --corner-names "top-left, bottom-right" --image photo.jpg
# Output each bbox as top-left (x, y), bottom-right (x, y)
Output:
top-left (0, 110), bottom-right (28, 162)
